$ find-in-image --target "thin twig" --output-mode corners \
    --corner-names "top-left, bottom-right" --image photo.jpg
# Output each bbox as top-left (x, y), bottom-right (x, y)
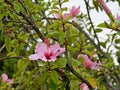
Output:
top-left (0, 56), bottom-right (23, 61)
top-left (0, 44), bottom-right (5, 53)
top-left (59, 1), bottom-right (70, 89)
top-left (84, 0), bottom-right (100, 48)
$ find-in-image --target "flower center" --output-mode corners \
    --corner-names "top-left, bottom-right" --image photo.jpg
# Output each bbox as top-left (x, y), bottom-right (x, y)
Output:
top-left (45, 52), bottom-right (52, 60)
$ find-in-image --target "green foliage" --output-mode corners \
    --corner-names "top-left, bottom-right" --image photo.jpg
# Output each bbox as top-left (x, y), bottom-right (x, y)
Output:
top-left (0, 0), bottom-right (120, 90)
top-left (51, 70), bottom-right (58, 84)
top-left (5, 36), bottom-right (11, 52)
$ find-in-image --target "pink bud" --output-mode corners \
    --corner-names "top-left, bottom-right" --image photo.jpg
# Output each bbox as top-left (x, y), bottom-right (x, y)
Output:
top-left (1, 73), bottom-right (13, 85)
top-left (81, 54), bottom-right (100, 70)
top-left (54, 13), bottom-right (61, 19)
top-left (97, 0), bottom-right (111, 14)
top-left (1, 73), bottom-right (8, 82)
top-left (115, 14), bottom-right (120, 20)
top-left (80, 83), bottom-right (89, 90)
top-left (7, 79), bottom-right (14, 85)
top-left (69, 6), bottom-right (80, 17)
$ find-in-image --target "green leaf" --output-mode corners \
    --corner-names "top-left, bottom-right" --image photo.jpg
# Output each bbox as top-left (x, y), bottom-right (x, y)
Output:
top-left (71, 58), bottom-right (81, 67)
top-left (5, 36), bottom-right (11, 52)
top-left (11, 39), bottom-right (18, 46)
top-left (24, 0), bottom-right (33, 6)
top-left (100, 42), bottom-right (106, 48)
top-left (115, 39), bottom-right (120, 44)
top-left (51, 70), bottom-right (58, 84)
top-left (56, 58), bottom-right (67, 68)
top-left (70, 80), bottom-right (79, 90)
top-left (7, 52), bottom-right (17, 57)
top-left (61, 7), bottom-right (68, 11)
top-left (14, 3), bottom-right (21, 13)
top-left (0, 14), bottom-right (3, 20)
top-left (0, 21), bottom-right (3, 41)
top-left (92, 0), bottom-right (99, 12)
top-left (117, 31), bottom-right (120, 36)
top-left (14, 45), bottom-right (22, 55)
top-left (97, 22), bottom-right (107, 28)
top-left (40, 72), bottom-right (49, 85)
top-left (17, 59), bottom-right (28, 70)
top-left (49, 79), bottom-right (57, 90)
top-left (95, 28), bottom-right (103, 33)
top-left (47, 31), bottom-right (60, 37)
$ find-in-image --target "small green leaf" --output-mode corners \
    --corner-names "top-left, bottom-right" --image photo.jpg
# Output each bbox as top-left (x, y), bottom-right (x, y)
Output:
top-left (71, 58), bottom-right (81, 67)
top-left (49, 79), bottom-right (57, 90)
top-left (51, 70), bottom-right (58, 84)
top-left (97, 22), bottom-right (107, 28)
top-left (56, 58), bottom-right (67, 68)
top-left (7, 52), bottom-right (17, 57)
top-left (5, 36), bottom-right (11, 52)
top-left (14, 4), bottom-right (21, 13)
top-left (0, 14), bottom-right (3, 20)
top-left (40, 72), bottom-right (49, 85)
top-left (100, 42), bottom-right (106, 48)
top-left (117, 31), bottom-right (120, 35)
top-left (47, 31), bottom-right (60, 37)
top-left (115, 39), bottom-right (120, 44)
top-left (0, 21), bottom-right (3, 41)
top-left (95, 28), bottom-right (103, 33)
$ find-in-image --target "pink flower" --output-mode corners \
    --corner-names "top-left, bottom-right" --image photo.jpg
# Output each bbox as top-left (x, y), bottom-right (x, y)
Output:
top-left (54, 13), bottom-right (70, 20)
top-left (80, 83), bottom-right (89, 90)
top-left (54, 13), bottom-right (61, 19)
top-left (81, 54), bottom-right (100, 70)
top-left (1, 73), bottom-right (13, 85)
top-left (63, 13), bottom-right (70, 19)
top-left (115, 14), bottom-right (120, 20)
top-left (69, 6), bottom-right (80, 17)
top-left (97, 0), bottom-right (111, 14)
top-left (29, 41), bottom-right (65, 62)
top-left (54, 6), bottom-right (80, 20)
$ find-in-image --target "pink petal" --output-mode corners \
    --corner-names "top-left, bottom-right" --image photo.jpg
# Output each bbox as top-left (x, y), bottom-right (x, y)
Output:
top-left (1, 73), bottom-right (8, 82)
top-left (7, 79), bottom-right (13, 85)
top-left (28, 54), bottom-right (42, 60)
top-left (70, 6), bottom-right (80, 17)
top-left (40, 56), bottom-right (48, 62)
top-left (40, 56), bottom-right (56, 62)
top-left (115, 14), bottom-right (120, 20)
top-left (48, 57), bottom-right (56, 62)
top-left (80, 83), bottom-right (89, 90)
top-left (50, 42), bottom-right (61, 54)
top-left (81, 54), bottom-right (93, 69)
top-left (81, 54), bottom-right (91, 62)
top-left (35, 43), bottom-right (48, 54)
top-left (54, 13), bottom-right (61, 19)
top-left (84, 61), bottom-right (93, 69)
top-left (63, 13), bottom-right (70, 19)
top-left (53, 48), bottom-right (65, 57)
top-left (91, 62), bottom-right (100, 70)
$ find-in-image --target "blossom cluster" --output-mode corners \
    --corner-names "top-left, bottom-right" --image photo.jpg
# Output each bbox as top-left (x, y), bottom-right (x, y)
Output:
top-left (54, 6), bottom-right (80, 20)
top-left (1, 73), bottom-right (13, 85)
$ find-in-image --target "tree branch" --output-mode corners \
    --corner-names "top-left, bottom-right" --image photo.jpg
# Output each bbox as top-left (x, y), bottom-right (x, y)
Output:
top-left (84, 0), bottom-right (100, 49)
top-left (4, 0), bottom-right (45, 41)
top-left (66, 64), bottom-right (94, 90)
top-left (70, 21), bottom-right (108, 59)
